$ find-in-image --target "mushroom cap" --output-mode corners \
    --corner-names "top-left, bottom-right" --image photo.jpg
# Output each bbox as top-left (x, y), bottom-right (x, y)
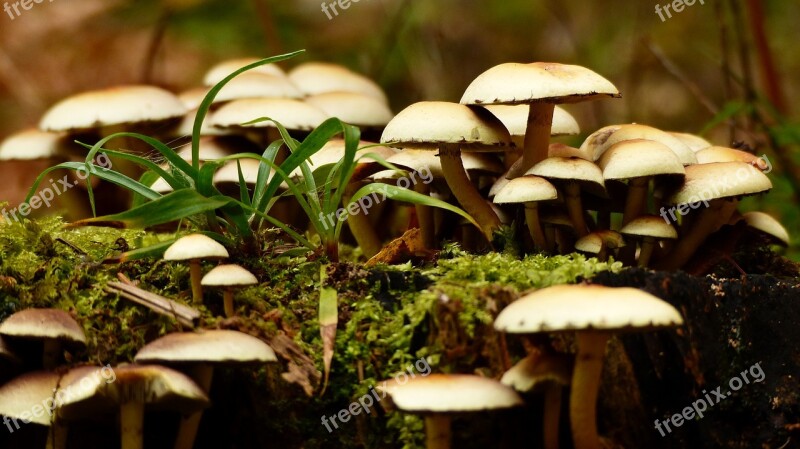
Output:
top-left (584, 124), bottom-right (697, 165)
top-left (378, 374), bottom-right (523, 413)
top-left (493, 175), bottom-right (559, 204)
top-left (291, 139), bottom-right (398, 178)
top-left (461, 62), bottom-right (620, 105)
top-left (548, 143), bottom-right (593, 161)
top-left (175, 108), bottom-right (233, 137)
top-left (483, 104), bottom-right (580, 137)
top-left (135, 330), bottom-right (277, 365)
top-left (501, 353), bottom-right (573, 392)
top-left (201, 264), bottom-right (258, 287)
top-left (381, 102), bottom-right (512, 151)
top-left (177, 87), bottom-right (209, 110)
top-left (57, 364), bottom-right (209, 419)
top-left (666, 162), bottom-right (772, 205)
top-left (574, 230), bottom-right (626, 253)
top-left (212, 73), bottom-right (303, 103)
top-left (305, 92), bottom-right (394, 127)
top-left (695, 146), bottom-right (769, 170)
top-left (40, 85), bottom-right (187, 132)
top-left (0, 308), bottom-right (86, 346)
top-left (378, 149), bottom-right (503, 180)
top-left (598, 139), bottom-right (685, 181)
top-left (288, 62), bottom-right (388, 104)
top-left (670, 132), bottom-right (712, 152)
top-left (163, 234), bottom-right (229, 261)
top-left (527, 157), bottom-right (605, 192)
top-left (204, 58), bottom-right (286, 86)
top-left (210, 98), bottom-right (328, 131)
top-left (742, 211), bottom-right (790, 246)
top-left (0, 128), bottom-right (65, 160)
top-left (619, 215), bottom-right (678, 240)
top-left (0, 371), bottom-right (61, 426)
top-left (494, 284), bottom-right (684, 333)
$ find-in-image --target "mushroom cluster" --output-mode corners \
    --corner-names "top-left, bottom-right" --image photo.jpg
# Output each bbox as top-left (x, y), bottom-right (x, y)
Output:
top-left (0, 307), bottom-right (276, 449)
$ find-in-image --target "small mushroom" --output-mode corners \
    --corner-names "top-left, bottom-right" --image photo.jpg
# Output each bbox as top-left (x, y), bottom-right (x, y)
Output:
top-left (495, 284), bottom-right (684, 449)
top-left (742, 211), bottom-right (790, 247)
top-left (200, 264), bottom-right (258, 317)
top-left (619, 215), bottom-right (678, 267)
top-left (134, 330), bottom-right (277, 449)
top-left (204, 58), bottom-right (286, 86)
top-left (209, 98), bottom-right (329, 147)
top-left (574, 230), bottom-right (625, 262)
top-left (305, 91), bottom-right (394, 141)
top-left (163, 234), bottom-right (230, 305)
top-left (0, 371), bottom-right (65, 449)
top-left (493, 175), bottom-right (559, 251)
top-left (288, 62), bottom-right (388, 104)
top-left (0, 309), bottom-right (86, 370)
top-left (378, 374), bottom-right (523, 449)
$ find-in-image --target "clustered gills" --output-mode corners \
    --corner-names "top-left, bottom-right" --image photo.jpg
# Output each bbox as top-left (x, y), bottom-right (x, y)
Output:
top-left (0, 57), bottom-right (792, 449)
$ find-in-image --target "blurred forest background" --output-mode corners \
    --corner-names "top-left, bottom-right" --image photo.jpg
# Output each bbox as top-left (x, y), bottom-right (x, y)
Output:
top-left (0, 0), bottom-right (798, 258)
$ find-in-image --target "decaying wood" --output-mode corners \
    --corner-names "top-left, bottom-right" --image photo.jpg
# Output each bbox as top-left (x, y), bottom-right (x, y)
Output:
top-left (105, 281), bottom-right (200, 328)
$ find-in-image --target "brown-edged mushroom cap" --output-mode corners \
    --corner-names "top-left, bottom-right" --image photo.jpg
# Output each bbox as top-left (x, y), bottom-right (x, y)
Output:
top-left (40, 86), bottom-right (187, 133)
top-left (695, 146), bottom-right (769, 170)
top-left (574, 230), bottom-right (625, 262)
top-left (203, 58), bottom-right (286, 86)
top-left (305, 91), bottom-right (394, 128)
top-left (164, 234), bottom-right (229, 305)
top-left (742, 211), bottom-right (790, 246)
top-left (666, 162), bottom-right (772, 206)
top-left (379, 373), bottom-right (522, 413)
top-left (585, 124), bottom-right (697, 166)
top-left (619, 216), bottom-right (677, 267)
top-left (135, 330), bottom-right (276, 365)
top-left (288, 62), bottom-right (387, 103)
top-left (382, 101), bottom-right (512, 241)
top-left (0, 309), bottom-right (86, 369)
top-left (201, 265), bottom-right (258, 317)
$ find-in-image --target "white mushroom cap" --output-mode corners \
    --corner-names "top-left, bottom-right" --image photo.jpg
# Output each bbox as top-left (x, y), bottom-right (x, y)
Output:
top-left (620, 215), bottom-right (678, 240)
top-left (527, 157), bottom-right (605, 191)
top-left (0, 371), bottom-right (61, 426)
top-left (135, 330), bottom-right (277, 364)
top-left (493, 176), bottom-right (558, 204)
top-left (742, 211), bottom-right (790, 246)
top-left (305, 92), bottom-right (394, 127)
top-left (201, 264), bottom-right (258, 287)
top-left (40, 86), bottom-right (187, 132)
top-left (501, 353), bottom-right (573, 392)
top-left (574, 230), bottom-right (625, 253)
top-left (0, 128), bottom-right (64, 160)
top-left (212, 73), bottom-right (303, 103)
top-left (583, 124), bottom-right (697, 165)
top-left (670, 132), bottom-right (712, 152)
top-left (0, 308), bottom-right (86, 346)
top-left (210, 98), bottom-right (328, 131)
top-left (288, 62), bottom-right (388, 104)
top-left (381, 102), bottom-right (512, 151)
top-left (484, 104), bottom-right (580, 137)
top-left (494, 284), bottom-right (684, 333)
top-left (378, 374), bottom-right (523, 413)
top-left (163, 234), bottom-right (229, 261)
top-left (695, 146), bottom-right (769, 170)
top-left (666, 162), bottom-right (772, 205)
top-left (204, 58), bottom-right (286, 86)
top-left (598, 139), bottom-right (685, 181)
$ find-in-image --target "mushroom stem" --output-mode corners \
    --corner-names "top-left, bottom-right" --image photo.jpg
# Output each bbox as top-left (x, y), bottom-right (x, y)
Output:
top-left (622, 177), bottom-right (648, 226)
top-left (524, 204), bottom-right (548, 252)
top-left (543, 385), bottom-right (563, 449)
top-left (570, 331), bottom-right (610, 449)
top-left (439, 143), bottom-right (501, 241)
top-left (343, 182), bottom-right (383, 258)
top-left (515, 103), bottom-right (556, 176)
top-left (46, 422), bottom-right (68, 449)
top-left (564, 183), bottom-right (589, 237)
top-left (637, 237), bottom-right (656, 268)
top-left (120, 401), bottom-right (145, 449)
top-left (173, 366), bottom-right (214, 449)
top-left (656, 200), bottom-right (734, 270)
top-left (42, 340), bottom-right (61, 370)
top-left (189, 259), bottom-right (203, 305)
top-left (424, 414), bottom-right (452, 449)
top-left (223, 290), bottom-right (235, 318)
top-left (414, 181), bottom-right (437, 249)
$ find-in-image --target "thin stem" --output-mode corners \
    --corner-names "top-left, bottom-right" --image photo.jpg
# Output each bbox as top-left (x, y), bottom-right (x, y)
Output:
top-left (518, 103), bottom-right (556, 175)
top-left (570, 331), bottom-right (610, 449)
top-left (564, 183), bottom-right (589, 237)
top-left (543, 385), bottom-right (562, 449)
top-left (439, 143), bottom-right (500, 241)
top-left (223, 290), bottom-right (235, 318)
top-left (121, 401), bottom-right (145, 449)
top-left (656, 200), bottom-right (734, 270)
top-left (173, 366), bottom-right (214, 449)
top-left (189, 259), bottom-right (203, 305)
top-left (343, 182), bottom-right (383, 258)
top-left (424, 415), bottom-right (452, 449)
top-left (637, 237), bottom-right (656, 268)
top-left (622, 177), bottom-right (648, 226)
top-left (524, 204), bottom-right (548, 252)
top-left (414, 182), bottom-right (437, 249)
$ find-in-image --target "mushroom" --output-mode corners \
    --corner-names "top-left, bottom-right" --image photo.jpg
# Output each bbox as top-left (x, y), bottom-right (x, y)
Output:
top-left (0, 309), bottom-right (86, 370)
top-left (574, 230), bottom-right (625, 262)
top-left (619, 215), bottom-right (678, 267)
top-left (742, 211), bottom-right (790, 247)
top-left (0, 371), bottom-right (65, 449)
top-left (381, 102), bottom-right (512, 241)
top-left (377, 374), bottom-right (523, 449)
top-left (209, 72), bottom-right (302, 104)
top-left (583, 124), bottom-right (698, 166)
top-left (494, 284), bottom-right (684, 449)
top-left (540, 210), bottom-right (576, 254)
top-left (669, 132), bottom-right (712, 152)
top-left (57, 364), bottom-right (209, 449)
top-left (134, 330), bottom-right (277, 449)
top-left (484, 104), bottom-right (581, 169)
top-left (502, 352), bottom-right (573, 449)
top-left (287, 62), bottom-right (388, 104)
top-left (527, 156), bottom-right (606, 237)
top-left (695, 146), bottom-right (770, 170)
top-left (163, 234), bottom-right (230, 305)
top-left (200, 264), bottom-right (258, 317)
top-left (203, 58), bottom-right (286, 86)
top-left (305, 91), bottom-right (394, 141)
top-left (492, 175), bottom-right (558, 251)
top-left (657, 162), bottom-right (772, 270)
top-left (461, 62), bottom-right (619, 176)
